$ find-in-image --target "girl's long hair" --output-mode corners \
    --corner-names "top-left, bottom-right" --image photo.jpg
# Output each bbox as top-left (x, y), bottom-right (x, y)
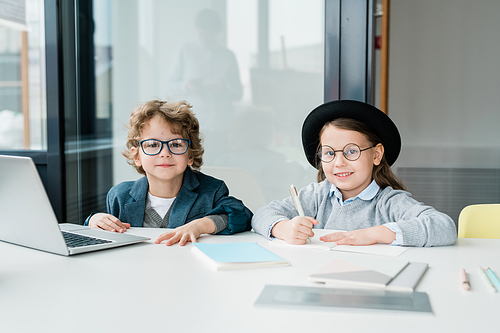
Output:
top-left (315, 118), bottom-right (406, 191)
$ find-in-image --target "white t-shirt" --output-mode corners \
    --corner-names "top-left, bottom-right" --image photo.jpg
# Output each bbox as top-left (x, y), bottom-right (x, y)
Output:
top-left (148, 192), bottom-right (176, 219)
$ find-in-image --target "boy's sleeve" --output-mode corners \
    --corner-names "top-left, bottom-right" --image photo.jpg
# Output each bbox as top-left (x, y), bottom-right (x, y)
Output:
top-left (204, 181), bottom-right (253, 235)
top-left (83, 214), bottom-right (94, 226)
top-left (83, 186), bottom-right (120, 226)
top-left (106, 187), bottom-right (121, 217)
top-left (205, 214), bottom-right (229, 234)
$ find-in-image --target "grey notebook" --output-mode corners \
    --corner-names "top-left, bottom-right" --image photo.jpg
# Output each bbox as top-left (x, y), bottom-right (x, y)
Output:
top-left (0, 155), bottom-right (150, 256)
top-left (309, 257), bottom-right (428, 292)
top-left (386, 262), bottom-right (429, 292)
top-left (308, 257), bottom-right (409, 289)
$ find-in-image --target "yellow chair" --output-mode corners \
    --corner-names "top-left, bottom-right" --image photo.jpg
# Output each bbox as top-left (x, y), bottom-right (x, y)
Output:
top-left (458, 204), bottom-right (500, 239)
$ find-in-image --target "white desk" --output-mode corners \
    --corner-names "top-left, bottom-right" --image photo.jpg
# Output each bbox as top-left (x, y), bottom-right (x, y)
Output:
top-left (0, 228), bottom-right (498, 333)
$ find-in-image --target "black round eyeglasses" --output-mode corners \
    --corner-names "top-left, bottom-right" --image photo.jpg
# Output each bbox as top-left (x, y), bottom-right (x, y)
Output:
top-left (317, 143), bottom-right (376, 163)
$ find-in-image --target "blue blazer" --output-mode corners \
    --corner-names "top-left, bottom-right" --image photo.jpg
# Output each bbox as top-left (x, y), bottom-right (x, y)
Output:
top-left (85, 168), bottom-right (252, 234)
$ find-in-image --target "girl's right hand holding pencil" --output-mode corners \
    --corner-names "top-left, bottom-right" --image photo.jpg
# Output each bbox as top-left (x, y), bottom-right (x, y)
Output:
top-left (271, 216), bottom-right (318, 245)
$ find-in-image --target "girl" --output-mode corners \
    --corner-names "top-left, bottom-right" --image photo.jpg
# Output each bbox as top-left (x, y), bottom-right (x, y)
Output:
top-left (251, 100), bottom-right (457, 247)
top-left (86, 100), bottom-right (252, 246)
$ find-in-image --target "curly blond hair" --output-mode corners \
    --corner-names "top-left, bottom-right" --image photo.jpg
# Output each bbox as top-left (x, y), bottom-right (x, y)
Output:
top-left (122, 100), bottom-right (204, 175)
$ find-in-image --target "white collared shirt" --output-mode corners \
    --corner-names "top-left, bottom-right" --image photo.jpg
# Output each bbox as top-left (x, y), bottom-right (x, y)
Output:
top-left (329, 179), bottom-right (380, 205)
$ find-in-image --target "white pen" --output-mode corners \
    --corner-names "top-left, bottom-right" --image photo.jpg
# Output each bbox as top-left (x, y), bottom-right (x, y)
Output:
top-left (289, 185), bottom-right (311, 242)
top-left (478, 266), bottom-right (496, 293)
top-left (289, 185), bottom-right (305, 217)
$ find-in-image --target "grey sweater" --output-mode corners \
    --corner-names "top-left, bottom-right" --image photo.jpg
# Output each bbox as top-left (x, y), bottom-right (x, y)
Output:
top-left (251, 180), bottom-right (457, 247)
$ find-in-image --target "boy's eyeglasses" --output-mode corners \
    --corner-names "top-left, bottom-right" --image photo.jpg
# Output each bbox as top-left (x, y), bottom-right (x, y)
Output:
top-left (317, 143), bottom-right (376, 163)
top-left (138, 138), bottom-right (191, 156)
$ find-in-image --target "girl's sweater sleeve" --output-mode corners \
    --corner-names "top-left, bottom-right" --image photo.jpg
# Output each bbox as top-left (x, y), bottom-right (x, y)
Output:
top-left (251, 182), bottom-right (323, 238)
top-left (379, 189), bottom-right (457, 247)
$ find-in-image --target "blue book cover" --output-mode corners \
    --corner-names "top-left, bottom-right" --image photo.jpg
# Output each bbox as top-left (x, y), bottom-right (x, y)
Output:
top-left (193, 242), bottom-right (290, 270)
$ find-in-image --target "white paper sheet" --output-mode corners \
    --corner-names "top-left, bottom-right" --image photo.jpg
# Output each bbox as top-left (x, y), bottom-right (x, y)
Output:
top-left (269, 229), bottom-right (410, 257)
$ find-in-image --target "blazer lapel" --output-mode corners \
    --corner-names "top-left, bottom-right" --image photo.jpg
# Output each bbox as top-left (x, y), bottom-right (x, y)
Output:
top-left (168, 169), bottom-right (199, 228)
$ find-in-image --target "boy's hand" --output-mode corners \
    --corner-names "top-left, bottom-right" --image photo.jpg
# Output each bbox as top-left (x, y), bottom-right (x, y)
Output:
top-left (88, 213), bottom-right (130, 233)
top-left (320, 225), bottom-right (396, 245)
top-left (271, 216), bottom-right (318, 245)
top-left (154, 217), bottom-right (216, 246)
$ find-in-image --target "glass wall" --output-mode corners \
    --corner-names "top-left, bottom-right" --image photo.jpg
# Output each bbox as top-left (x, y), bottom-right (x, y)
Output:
top-left (0, 0), bottom-right (46, 150)
top-left (89, 0), bottom-right (324, 214)
top-left (371, 0), bottom-right (500, 222)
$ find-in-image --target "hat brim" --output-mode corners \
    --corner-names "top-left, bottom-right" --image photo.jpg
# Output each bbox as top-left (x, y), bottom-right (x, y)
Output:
top-left (301, 100), bottom-right (401, 168)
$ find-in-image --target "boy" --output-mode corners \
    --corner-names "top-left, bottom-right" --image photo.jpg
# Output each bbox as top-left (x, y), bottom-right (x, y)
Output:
top-left (86, 100), bottom-right (252, 245)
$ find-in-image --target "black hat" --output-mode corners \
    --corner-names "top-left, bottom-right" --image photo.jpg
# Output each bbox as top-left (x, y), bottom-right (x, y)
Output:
top-left (302, 100), bottom-right (401, 168)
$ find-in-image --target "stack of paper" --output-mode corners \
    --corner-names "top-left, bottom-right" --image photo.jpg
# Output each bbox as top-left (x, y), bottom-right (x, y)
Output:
top-left (309, 257), bottom-right (428, 292)
top-left (386, 262), bottom-right (429, 292)
top-left (192, 242), bottom-right (290, 270)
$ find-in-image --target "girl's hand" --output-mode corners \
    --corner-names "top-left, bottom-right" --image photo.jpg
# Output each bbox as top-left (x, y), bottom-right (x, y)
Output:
top-left (320, 225), bottom-right (396, 246)
top-left (271, 216), bottom-right (318, 245)
top-left (154, 217), bottom-right (216, 246)
top-left (88, 213), bottom-right (130, 233)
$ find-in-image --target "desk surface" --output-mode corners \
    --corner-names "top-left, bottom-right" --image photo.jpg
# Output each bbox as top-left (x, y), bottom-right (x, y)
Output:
top-left (0, 228), bottom-right (498, 332)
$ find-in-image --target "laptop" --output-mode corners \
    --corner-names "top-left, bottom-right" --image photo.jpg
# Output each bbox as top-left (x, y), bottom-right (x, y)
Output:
top-left (0, 155), bottom-right (150, 256)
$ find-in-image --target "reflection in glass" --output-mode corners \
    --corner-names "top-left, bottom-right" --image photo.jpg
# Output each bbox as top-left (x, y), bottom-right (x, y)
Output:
top-left (91, 0), bottom-right (325, 216)
top-left (0, 0), bottom-right (46, 150)
top-left (166, 8), bottom-right (243, 156)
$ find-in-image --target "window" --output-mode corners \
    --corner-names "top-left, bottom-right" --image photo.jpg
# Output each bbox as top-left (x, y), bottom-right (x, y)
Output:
top-left (1, 0), bottom-right (373, 223)
top-left (0, 0), bottom-right (46, 151)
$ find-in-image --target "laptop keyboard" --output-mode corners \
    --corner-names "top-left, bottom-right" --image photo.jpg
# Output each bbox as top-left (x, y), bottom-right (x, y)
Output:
top-left (62, 231), bottom-right (113, 248)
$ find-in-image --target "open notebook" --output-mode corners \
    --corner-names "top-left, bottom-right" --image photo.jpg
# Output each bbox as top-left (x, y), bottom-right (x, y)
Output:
top-left (0, 155), bottom-right (150, 256)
